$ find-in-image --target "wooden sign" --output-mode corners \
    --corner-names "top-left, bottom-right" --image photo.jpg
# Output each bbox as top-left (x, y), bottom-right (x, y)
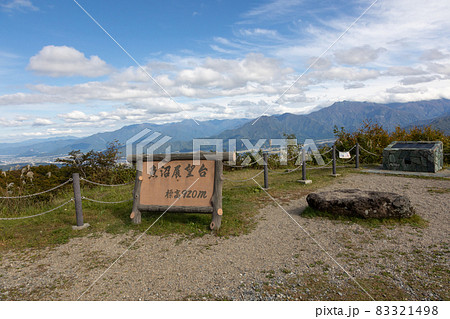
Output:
top-left (129, 152), bottom-right (234, 230)
top-left (140, 160), bottom-right (215, 207)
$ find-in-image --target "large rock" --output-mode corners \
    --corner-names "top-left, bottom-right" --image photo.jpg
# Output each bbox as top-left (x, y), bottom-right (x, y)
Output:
top-left (306, 189), bottom-right (415, 219)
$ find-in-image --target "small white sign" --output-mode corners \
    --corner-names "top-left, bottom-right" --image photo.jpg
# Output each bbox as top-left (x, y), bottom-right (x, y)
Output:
top-left (339, 151), bottom-right (351, 159)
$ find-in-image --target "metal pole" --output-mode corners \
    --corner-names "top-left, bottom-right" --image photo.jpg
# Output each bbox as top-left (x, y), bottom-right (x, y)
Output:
top-left (302, 148), bottom-right (307, 181)
top-left (72, 173), bottom-right (84, 227)
top-left (355, 142), bottom-right (360, 169)
top-left (332, 144), bottom-right (337, 175)
top-left (263, 152), bottom-right (268, 189)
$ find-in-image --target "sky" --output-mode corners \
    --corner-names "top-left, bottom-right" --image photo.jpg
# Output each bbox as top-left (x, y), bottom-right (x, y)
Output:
top-left (0, 0), bottom-right (450, 142)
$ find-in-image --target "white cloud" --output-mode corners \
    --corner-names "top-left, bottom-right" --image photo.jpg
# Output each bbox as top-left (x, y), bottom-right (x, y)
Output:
top-left (420, 49), bottom-right (450, 61)
top-left (307, 57), bottom-right (332, 70)
top-left (21, 128), bottom-right (82, 137)
top-left (2, 0), bottom-right (450, 140)
top-left (276, 0), bottom-right (450, 67)
top-left (210, 45), bottom-right (238, 55)
top-left (110, 66), bottom-right (153, 83)
top-left (310, 67), bottom-right (380, 82)
top-left (0, 92), bottom-right (63, 105)
top-left (32, 118), bottom-right (53, 126)
top-left (242, 0), bottom-right (302, 20)
top-left (27, 45), bottom-right (113, 77)
top-left (400, 75), bottom-right (439, 85)
top-left (58, 110), bottom-right (102, 123)
top-left (386, 86), bottom-right (422, 94)
top-left (126, 97), bottom-right (189, 114)
top-left (177, 67), bottom-right (223, 86)
top-left (57, 101), bottom-right (185, 127)
top-left (344, 82), bottom-right (365, 90)
top-left (239, 28), bottom-right (279, 38)
top-left (228, 99), bottom-right (268, 107)
top-left (334, 45), bottom-right (386, 66)
top-left (385, 66), bottom-right (426, 76)
top-left (427, 62), bottom-right (450, 76)
top-left (204, 53), bottom-right (293, 86)
top-left (0, 117), bottom-right (25, 127)
top-left (213, 37), bottom-right (238, 48)
top-left (0, 0), bottom-right (37, 11)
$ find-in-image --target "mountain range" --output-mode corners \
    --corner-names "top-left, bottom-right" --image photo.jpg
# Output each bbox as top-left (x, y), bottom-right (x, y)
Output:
top-left (216, 99), bottom-right (450, 142)
top-left (1, 99), bottom-right (449, 160)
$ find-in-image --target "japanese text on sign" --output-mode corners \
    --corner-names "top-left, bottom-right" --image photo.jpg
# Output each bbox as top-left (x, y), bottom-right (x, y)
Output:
top-left (139, 160), bottom-right (215, 207)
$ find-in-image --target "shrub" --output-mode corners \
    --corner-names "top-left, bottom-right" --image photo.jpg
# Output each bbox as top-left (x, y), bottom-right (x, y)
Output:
top-left (333, 120), bottom-right (449, 164)
top-left (55, 140), bottom-right (135, 184)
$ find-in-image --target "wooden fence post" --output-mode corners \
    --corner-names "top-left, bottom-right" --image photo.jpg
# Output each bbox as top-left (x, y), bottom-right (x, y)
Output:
top-left (263, 152), bottom-right (269, 189)
top-left (332, 144), bottom-right (337, 175)
top-left (331, 144), bottom-right (340, 177)
top-left (130, 170), bottom-right (142, 224)
top-left (355, 142), bottom-right (360, 169)
top-left (210, 160), bottom-right (223, 230)
top-left (298, 148), bottom-right (311, 184)
top-left (72, 173), bottom-right (89, 230)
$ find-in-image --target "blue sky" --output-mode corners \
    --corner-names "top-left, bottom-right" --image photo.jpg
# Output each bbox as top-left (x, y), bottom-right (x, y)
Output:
top-left (1, 0), bottom-right (449, 142)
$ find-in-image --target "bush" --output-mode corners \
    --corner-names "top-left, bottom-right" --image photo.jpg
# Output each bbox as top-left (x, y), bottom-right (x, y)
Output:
top-left (333, 120), bottom-right (449, 164)
top-left (55, 140), bottom-right (135, 184)
top-left (0, 141), bottom-right (136, 198)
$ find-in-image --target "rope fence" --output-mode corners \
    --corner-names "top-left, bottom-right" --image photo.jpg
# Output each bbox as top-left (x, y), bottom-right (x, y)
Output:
top-left (223, 170), bottom-right (264, 182)
top-left (0, 178), bottom-right (73, 199)
top-left (359, 146), bottom-right (381, 157)
top-left (336, 144), bottom-right (357, 153)
top-left (0, 142), bottom-right (387, 223)
top-left (224, 142), bottom-right (381, 187)
top-left (80, 178), bottom-right (134, 187)
top-left (336, 155), bottom-right (357, 164)
top-left (82, 196), bottom-right (133, 204)
top-left (308, 159), bottom-right (334, 169)
top-left (0, 174), bottom-right (134, 225)
top-left (0, 198), bottom-right (74, 220)
top-left (319, 147), bottom-right (333, 156)
top-left (223, 160), bottom-right (261, 168)
top-left (268, 163), bottom-right (304, 174)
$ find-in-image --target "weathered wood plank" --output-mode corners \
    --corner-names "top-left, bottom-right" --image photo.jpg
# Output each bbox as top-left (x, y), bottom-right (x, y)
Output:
top-left (210, 160), bottom-right (223, 230)
top-left (127, 151), bottom-right (235, 163)
top-left (137, 205), bottom-right (213, 213)
top-left (131, 170), bottom-right (142, 224)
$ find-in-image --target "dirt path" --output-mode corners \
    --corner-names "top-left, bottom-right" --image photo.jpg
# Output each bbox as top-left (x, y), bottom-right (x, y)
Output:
top-left (1, 173), bottom-right (449, 300)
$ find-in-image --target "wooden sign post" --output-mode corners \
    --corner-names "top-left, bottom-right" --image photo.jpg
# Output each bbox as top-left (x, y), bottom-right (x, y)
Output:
top-left (128, 152), bottom-right (234, 230)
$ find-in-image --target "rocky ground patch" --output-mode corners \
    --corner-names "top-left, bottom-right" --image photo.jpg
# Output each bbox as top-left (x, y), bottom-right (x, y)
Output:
top-left (1, 173), bottom-right (448, 301)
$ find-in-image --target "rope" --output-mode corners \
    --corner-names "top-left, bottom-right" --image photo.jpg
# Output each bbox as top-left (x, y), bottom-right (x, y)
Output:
top-left (224, 158), bottom-right (262, 167)
top-left (223, 170), bottom-right (264, 182)
top-left (223, 161), bottom-right (261, 168)
top-left (337, 144), bottom-right (356, 153)
top-left (307, 159), bottom-right (334, 169)
top-left (319, 148), bottom-right (333, 155)
top-left (0, 198), bottom-right (74, 220)
top-left (359, 146), bottom-right (380, 157)
top-left (81, 196), bottom-right (133, 204)
top-left (80, 178), bottom-right (133, 187)
top-left (336, 155), bottom-right (356, 163)
top-left (268, 163), bottom-right (303, 174)
top-left (0, 179), bottom-right (73, 199)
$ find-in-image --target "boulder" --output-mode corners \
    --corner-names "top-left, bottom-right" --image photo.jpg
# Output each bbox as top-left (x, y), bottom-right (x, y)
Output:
top-left (306, 189), bottom-right (415, 219)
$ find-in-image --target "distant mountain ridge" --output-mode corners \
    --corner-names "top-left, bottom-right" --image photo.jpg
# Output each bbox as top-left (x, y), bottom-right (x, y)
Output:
top-left (407, 113), bottom-right (450, 134)
top-left (0, 118), bottom-right (250, 157)
top-left (215, 99), bottom-right (450, 142)
top-left (1, 99), bottom-right (449, 158)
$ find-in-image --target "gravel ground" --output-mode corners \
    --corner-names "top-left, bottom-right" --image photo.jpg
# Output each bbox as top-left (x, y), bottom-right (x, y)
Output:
top-left (1, 173), bottom-right (449, 301)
